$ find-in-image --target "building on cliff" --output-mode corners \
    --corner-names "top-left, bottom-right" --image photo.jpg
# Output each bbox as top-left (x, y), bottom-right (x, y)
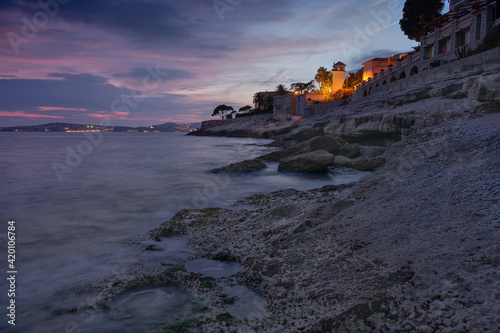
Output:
top-left (297, 93), bottom-right (325, 118)
top-left (421, 0), bottom-right (497, 62)
top-left (331, 61), bottom-right (346, 92)
top-left (273, 93), bottom-right (298, 121)
top-left (361, 57), bottom-right (399, 82)
top-left (351, 0), bottom-right (498, 101)
top-left (273, 92), bottom-right (325, 121)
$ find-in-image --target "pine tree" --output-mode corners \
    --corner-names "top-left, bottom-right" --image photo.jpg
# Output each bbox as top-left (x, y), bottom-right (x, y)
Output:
top-left (400, 0), bottom-right (445, 42)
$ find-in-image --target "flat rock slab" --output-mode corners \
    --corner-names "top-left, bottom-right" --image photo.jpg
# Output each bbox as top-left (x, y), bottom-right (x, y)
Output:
top-left (278, 150), bottom-right (335, 173)
top-left (211, 159), bottom-right (267, 173)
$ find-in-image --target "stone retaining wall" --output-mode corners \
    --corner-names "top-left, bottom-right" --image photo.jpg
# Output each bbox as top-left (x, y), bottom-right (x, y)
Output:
top-left (307, 99), bottom-right (346, 115)
top-left (199, 113), bottom-right (273, 131)
top-left (351, 46), bottom-right (500, 102)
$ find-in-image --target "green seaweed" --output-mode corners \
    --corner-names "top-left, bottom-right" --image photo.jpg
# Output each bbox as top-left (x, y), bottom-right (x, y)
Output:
top-left (160, 317), bottom-right (202, 333)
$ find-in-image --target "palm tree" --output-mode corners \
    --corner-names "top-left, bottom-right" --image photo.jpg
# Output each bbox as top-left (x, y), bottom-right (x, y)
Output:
top-left (265, 95), bottom-right (274, 110)
top-left (344, 68), bottom-right (363, 89)
top-left (253, 92), bottom-right (266, 109)
top-left (291, 80), bottom-right (317, 94)
top-left (315, 67), bottom-right (332, 94)
top-left (275, 84), bottom-right (289, 96)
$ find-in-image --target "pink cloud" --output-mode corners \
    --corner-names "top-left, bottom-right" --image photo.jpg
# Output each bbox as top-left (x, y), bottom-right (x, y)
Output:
top-left (0, 111), bottom-right (65, 118)
top-left (37, 106), bottom-right (88, 112)
top-left (87, 113), bottom-right (120, 119)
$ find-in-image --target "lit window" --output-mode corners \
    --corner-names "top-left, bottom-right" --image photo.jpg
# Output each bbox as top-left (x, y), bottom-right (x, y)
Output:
top-left (424, 45), bottom-right (434, 60)
top-left (438, 38), bottom-right (450, 54)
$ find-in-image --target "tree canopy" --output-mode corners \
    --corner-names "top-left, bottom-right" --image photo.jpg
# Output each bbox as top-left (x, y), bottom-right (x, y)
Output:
top-left (290, 80), bottom-right (317, 94)
top-left (212, 104), bottom-right (234, 119)
top-left (343, 68), bottom-right (363, 89)
top-left (275, 84), bottom-right (289, 96)
top-left (400, 0), bottom-right (445, 42)
top-left (239, 105), bottom-right (253, 113)
top-left (253, 92), bottom-right (265, 109)
top-left (315, 67), bottom-right (332, 94)
top-left (253, 92), bottom-right (273, 110)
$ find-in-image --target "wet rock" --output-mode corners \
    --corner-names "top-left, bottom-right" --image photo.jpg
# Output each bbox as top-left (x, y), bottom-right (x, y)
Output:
top-left (211, 159), bottom-right (266, 173)
top-left (278, 150), bottom-right (335, 173)
top-left (145, 244), bottom-right (162, 251)
top-left (259, 149), bottom-right (295, 161)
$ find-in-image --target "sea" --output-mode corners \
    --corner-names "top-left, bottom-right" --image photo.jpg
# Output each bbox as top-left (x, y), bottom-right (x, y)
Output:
top-left (0, 132), bottom-right (369, 332)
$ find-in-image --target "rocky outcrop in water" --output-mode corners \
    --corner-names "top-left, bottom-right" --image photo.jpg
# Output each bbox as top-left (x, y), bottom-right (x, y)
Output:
top-left (277, 150), bottom-right (335, 173)
top-left (211, 159), bottom-right (267, 173)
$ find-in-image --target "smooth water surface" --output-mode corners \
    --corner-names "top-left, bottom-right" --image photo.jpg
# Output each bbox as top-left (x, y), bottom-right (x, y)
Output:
top-left (0, 132), bottom-right (369, 331)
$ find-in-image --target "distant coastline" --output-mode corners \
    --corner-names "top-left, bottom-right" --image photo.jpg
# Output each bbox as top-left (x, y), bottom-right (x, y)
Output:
top-left (0, 121), bottom-right (201, 133)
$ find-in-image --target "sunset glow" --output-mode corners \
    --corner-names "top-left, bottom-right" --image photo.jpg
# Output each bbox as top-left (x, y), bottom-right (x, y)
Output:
top-left (0, 0), bottom-right (417, 126)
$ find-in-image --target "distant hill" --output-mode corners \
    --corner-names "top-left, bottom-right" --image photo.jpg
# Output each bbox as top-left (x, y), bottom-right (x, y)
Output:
top-left (0, 122), bottom-right (201, 133)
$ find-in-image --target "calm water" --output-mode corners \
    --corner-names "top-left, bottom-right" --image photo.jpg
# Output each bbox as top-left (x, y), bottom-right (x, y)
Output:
top-left (0, 132), bottom-right (369, 332)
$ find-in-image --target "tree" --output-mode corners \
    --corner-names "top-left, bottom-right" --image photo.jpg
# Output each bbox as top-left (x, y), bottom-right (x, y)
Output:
top-left (212, 104), bottom-right (234, 119)
top-left (275, 84), bottom-right (289, 96)
top-left (290, 80), bottom-right (317, 94)
top-left (253, 92), bottom-right (266, 109)
top-left (239, 105), bottom-right (253, 113)
top-left (400, 0), bottom-right (445, 42)
top-left (315, 67), bottom-right (332, 94)
top-left (265, 95), bottom-right (274, 110)
top-left (343, 68), bottom-right (363, 89)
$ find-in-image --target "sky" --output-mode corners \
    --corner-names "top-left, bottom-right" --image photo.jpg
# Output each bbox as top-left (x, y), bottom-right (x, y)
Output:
top-left (0, 0), bottom-right (439, 127)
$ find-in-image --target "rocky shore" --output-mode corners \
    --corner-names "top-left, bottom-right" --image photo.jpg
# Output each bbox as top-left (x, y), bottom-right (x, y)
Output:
top-left (56, 56), bottom-right (499, 332)
top-left (146, 59), bottom-right (500, 331)
top-left (148, 110), bottom-right (500, 332)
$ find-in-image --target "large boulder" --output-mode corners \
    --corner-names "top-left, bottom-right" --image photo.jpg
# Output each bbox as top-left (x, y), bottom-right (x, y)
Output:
top-left (303, 135), bottom-right (346, 154)
top-left (291, 127), bottom-right (325, 141)
top-left (259, 149), bottom-right (295, 161)
top-left (262, 126), bottom-right (292, 139)
top-left (335, 143), bottom-right (361, 158)
top-left (211, 159), bottom-right (267, 173)
top-left (259, 135), bottom-right (358, 162)
top-left (278, 150), bottom-right (335, 173)
top-left (333, 155), bottom-right (386, 171)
